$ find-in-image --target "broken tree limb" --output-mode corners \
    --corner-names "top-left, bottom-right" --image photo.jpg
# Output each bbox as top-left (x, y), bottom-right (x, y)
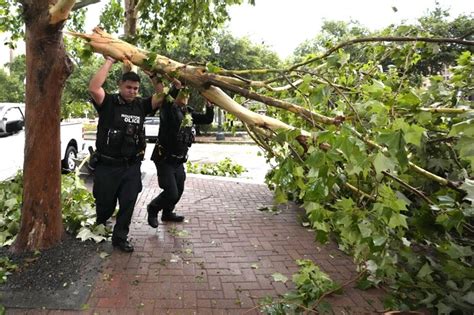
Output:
top-left (69, 28), bottom-right (466, 194)
top-left (68, 28), bottom-right (310, 140)
top-left (49, 0), bottom-right (76, 24)
top-left (69, 28), bottom-right (345, 127)
top-left (290, 36), bottom-right (474, 71)
top-left (205, 75), bottom-right (344, 126)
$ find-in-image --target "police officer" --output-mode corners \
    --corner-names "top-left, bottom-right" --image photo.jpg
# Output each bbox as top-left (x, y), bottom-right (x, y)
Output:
top-left (146, 89), bottom-right (214, 227)
top-left (88, 56), bottom-right (166, 252)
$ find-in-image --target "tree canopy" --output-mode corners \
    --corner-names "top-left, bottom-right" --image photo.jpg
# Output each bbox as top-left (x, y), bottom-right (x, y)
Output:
top-left (0, 55), bottom-right (25, 102)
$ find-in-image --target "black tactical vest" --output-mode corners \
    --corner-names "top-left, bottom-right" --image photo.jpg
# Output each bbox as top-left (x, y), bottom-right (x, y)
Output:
top-left (158, 103), bottom-right (195, 157)
top-left (95, 94), bottom-right (150, 158)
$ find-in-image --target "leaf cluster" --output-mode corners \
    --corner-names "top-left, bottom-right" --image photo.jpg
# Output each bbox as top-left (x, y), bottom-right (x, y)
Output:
top-left (0, 55), bottom-right (25, 103)
top-left (248, 12), bottom-right (474, 313)
top-left (0, 172), bottom-right (107, 248)
top-left (260, 259), bottom-right (338, 314)
top-left (186, 157), bottom-right (247, 178)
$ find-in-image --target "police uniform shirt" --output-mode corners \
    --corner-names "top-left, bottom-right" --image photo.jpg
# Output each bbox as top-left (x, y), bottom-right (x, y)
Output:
top-left (92, 93), bottom-right (153, 158)
top-left (158, 100), bottom-right (214, 157)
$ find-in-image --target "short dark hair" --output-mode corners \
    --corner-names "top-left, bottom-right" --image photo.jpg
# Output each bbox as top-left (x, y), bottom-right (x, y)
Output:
top-left (121, 72), bottom-right (141, 83)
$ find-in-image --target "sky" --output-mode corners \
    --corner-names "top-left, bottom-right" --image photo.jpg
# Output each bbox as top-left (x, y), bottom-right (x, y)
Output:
top-left (225, 0), bottom-right (473, 58)
top-left (1, 0), bottom-right (473, 66)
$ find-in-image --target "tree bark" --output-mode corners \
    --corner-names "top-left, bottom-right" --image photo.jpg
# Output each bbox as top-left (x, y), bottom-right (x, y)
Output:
top-left (12, 0), bottom-right (74, 252)
top-left (124, 0), bottom-right (138, 38)
top-left (123, 0), bottom-right (141, 73)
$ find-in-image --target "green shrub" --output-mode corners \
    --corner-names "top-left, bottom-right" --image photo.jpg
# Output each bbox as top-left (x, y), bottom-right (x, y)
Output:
top-left (186, 157), bottom-right (247, 177)
top-left (0, 172), bottom-right (108, 248)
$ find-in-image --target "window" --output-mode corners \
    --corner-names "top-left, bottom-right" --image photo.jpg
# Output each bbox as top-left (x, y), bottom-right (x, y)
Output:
top-left (4, 107), bottom-right (24, 123)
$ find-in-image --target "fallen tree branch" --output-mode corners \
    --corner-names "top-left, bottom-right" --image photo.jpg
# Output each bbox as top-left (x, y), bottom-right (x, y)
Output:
top-left (49, 0), bottom-right (76, 24)
top-left (72, 0), bottom-right (99, 11)
top-left (290, 36), bottom-right (474, 71)
top-left (69, 28), bottom-right (467, 195)
top-left (420, 107), bottom-right (474, 114)
top-left (382, 170), bottom-right (434, 205)
top-left (347, 126), bottom-right (465, 194)
top-left (206, 75), bottom-right (344, 126)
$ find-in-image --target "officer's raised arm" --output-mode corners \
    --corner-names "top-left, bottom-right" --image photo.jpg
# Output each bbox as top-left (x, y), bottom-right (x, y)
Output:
top-left (149, 74), bottom-right (165, 111)
top-left (89, 56), bottom-right (115, 106)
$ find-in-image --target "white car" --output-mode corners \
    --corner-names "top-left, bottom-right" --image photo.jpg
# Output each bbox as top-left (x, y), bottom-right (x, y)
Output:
top-left (144, 116), bottom-right (160, 142)
top-left (143, 116), bottom-right (196, 143)
top-left (0, 103), bottom-right (25, 137)
top-left (0, 103), bottom-right (85, 181)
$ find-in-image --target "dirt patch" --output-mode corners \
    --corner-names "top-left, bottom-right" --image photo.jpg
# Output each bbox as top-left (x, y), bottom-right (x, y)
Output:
top-left (0, 233), bottom-right (110, 310)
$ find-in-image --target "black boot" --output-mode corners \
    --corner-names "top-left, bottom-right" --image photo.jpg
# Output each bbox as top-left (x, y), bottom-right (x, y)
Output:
top-left (161, 212), bottom-right (185, 222)
top-left (112, 238), bottom-right (134, 252)
top-left (147, 204), bottom-right (159, 228)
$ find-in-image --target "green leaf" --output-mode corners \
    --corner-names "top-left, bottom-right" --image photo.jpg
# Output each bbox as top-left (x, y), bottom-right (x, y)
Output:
top-left (416, 263), bottom-right (433, 278)
top-left (420, 292), bottom-right (437, 305)
top-left (310, 85), bottom-right (330, 106)
top-left (364, 80), bottom-right (386, 97)
top-left (438, 242), bottom-right (473, 259)
top-left (4, 198), bottom-right (18, 209)
top-left (404, 124), bottom-right (425, 147)
top-left (416, 111), bottom-right (432, 124)
top-left (357, 221), bottom-right (372, 238)
top-left (373, 152), bottom-right (396, 175)
top-left (388, 213), bottom-right (408, 229)
top-left (448, 119), bottom-right (474, 137)
top-left (377, 130), bottom-right (408, 168)
top-left (99, 252), bottom-right (110, 259)
top-left (455, 136), bottom-right (474, 169)
top-left (271, 273), bottom-right (288, 283)
top-left (76, 228), bottom-right (106, 243)
top-left (294, 166), bottom-right (304, 177)
top-left (436, 302), bottom-right (454, 315)
top-left (206, 62), bottom-right (222, 73)
top-left (396, 90), bottom-right (421, 107)
top-left (275, 188), bottom-right (288, 204)
top-left (373, 236), bottom-right (387, 246)
top-left (392, 118), bottom-right (410, 131)
top-left (365, 260), bottom-right (378, 273)
top-left (460, 179), bottom-right (474, 203)
top-left (462, 291), bottom-right (474, 305)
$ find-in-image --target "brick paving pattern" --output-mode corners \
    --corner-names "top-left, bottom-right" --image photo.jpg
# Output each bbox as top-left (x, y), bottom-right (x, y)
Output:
top-left (7, 174), bottom-right (385, 314)
top-left (88, 174), bottom-right (384, 314)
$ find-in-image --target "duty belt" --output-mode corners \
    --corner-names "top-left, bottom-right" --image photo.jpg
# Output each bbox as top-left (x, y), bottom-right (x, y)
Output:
top-left (170, 154), bottom-right (185, 159)
top-left (163, 153), bottom-right (188, 164)
top-left (98, 153), bottom-right (143, 166)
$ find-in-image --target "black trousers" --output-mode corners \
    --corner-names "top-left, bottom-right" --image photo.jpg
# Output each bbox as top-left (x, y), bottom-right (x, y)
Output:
top-left (148, 159), bottom-right (186, 216)
top-left (93, 161), bottom-right (142, 242)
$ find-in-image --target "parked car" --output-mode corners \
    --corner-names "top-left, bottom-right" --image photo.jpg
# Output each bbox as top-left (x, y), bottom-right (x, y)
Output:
top-left (0, 103), bottom-right (85, 181)
top-left (0, 103), bottom-right (25, 137)
top-left (143, 116), bottom-right (197, 143)
top-left (144, 116), bottom-right (160, 142)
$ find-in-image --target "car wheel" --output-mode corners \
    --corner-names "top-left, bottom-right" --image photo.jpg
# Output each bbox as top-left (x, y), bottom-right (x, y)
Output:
top-left (62, 145), bottom-right (77, 172)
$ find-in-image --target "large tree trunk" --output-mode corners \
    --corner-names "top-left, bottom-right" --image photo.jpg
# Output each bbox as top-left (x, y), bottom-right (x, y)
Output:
top-left (124, 0), bottom-right (138, 37)
top-left (123, 0), bottom-right (139, 73)
top-left (12, 0), bottom-right (74, 253)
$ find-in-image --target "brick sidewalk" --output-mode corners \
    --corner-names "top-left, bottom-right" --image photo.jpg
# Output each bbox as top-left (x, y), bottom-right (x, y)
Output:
top-left (81, 174), bottom-right (384, 315)
top-left (7, 174), bottom-right (384, 315)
